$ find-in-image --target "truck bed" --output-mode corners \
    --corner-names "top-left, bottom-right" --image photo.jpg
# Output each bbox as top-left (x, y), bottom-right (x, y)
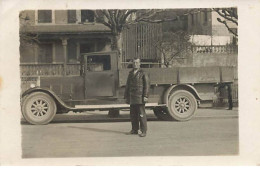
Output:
top-left (119, 66), bottom-right (235, 86)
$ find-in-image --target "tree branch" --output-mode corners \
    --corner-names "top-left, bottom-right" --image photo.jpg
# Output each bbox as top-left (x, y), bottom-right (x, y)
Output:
top-left (214, 8), bottom-right (238, 25)
top-left (94, 10), bottom-right (112, 29)
top-left (137, 17), bottom-right (179, 23)
top-left (101, 10), bottom-right (113, 25)
top-left (108, 10), bottom-right (118, 33)
top-left (217, 18), bottom-right (238, 36)
top-left (120, 10), bottom-right (137, 24)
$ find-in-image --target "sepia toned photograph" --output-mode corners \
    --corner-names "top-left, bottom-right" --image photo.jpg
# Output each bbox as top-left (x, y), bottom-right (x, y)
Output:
top-left (18, 8), bottom-right (239, 158)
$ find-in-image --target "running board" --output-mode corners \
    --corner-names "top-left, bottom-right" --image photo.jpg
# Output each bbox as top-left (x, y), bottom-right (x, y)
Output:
top-left (74, 103), bottom-right (165, 110)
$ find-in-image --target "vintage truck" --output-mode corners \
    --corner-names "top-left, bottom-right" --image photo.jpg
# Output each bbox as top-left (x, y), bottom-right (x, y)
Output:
top-left (21, 51), bottom-right (235, 124)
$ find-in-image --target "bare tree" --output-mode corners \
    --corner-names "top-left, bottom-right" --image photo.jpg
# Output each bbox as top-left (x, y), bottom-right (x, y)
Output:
top-left (154, 31), bottom-right (192, 67)
top-left (213, 8), bottom-right (238, 37)
top-left (93, 10), bottom-right (137, 59)
top-left (93, 9), bottom-right (196, 59)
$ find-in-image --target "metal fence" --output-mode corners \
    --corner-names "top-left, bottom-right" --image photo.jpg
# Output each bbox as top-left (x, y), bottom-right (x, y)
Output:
top-left (122, 23), bottom-right (162, 62)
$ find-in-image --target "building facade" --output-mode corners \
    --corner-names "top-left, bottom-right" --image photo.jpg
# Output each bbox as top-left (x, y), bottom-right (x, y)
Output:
top-left (20, 10), bottom-right (112, 65)
top-left (187, 10), bottom-right (237, 45)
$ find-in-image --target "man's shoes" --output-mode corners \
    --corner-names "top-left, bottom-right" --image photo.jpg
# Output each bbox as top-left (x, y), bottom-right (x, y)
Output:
top-left (227, 108), bottom-right (233, 110)
top-left (126, 130), bottom-right (138, 135)
top-left (139, 132), bottom-right (146, 137)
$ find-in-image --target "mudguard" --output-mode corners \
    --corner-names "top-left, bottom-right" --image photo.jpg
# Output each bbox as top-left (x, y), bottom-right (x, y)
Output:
top-left (163, 84), bottom-right (202, 107)
top-left (22, 87), bottom-right (73, 110)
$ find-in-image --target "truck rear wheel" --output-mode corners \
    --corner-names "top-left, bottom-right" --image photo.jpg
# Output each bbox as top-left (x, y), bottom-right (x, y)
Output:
top-left (22, 92), bottom-right (57, 125)
top-left (167, 90), bottom-right (197, 121)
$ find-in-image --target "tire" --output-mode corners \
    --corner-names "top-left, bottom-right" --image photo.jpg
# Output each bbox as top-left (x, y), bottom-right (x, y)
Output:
top-left (167, 90), bottom-right (197, 121)
top-left (21, 92), bottom-right (57, 125)
top-left (153, 107), bottom-right (173, 121)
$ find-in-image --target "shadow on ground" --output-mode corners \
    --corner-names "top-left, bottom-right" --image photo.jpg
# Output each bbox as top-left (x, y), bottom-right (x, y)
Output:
top-left (20, 112), bottom-right (159, 125)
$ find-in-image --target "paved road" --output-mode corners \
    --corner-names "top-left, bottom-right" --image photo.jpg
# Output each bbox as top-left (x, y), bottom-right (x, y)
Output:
top-left (21, 108), bottom-right (239, 158)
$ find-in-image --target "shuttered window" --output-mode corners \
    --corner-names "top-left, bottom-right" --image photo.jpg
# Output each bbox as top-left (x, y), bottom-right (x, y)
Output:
top-left (38, 10), bottom-right (52, 23)
top-left (81, 10), bottom-right (94, 22)
top-left (68, 10), bottom-right (77, 23)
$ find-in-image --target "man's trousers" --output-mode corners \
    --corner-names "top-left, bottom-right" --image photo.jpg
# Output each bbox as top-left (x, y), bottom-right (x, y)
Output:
top-left (130, 104), bottom-right (147, 133)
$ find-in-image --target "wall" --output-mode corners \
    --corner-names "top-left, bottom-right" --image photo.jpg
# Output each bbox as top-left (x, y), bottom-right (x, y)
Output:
top-left (170, 52), bottom-right (237, 68)
top-left (20, 10), bottom-right (35, 26)
top-left (55, 10), bottom-right (68, 24)
top-left (20, 43), bottom-right (36, 63)
top-left (192, 53), bottom-right (237, 67)
top-left (190, 35), bottom-right (232, 45)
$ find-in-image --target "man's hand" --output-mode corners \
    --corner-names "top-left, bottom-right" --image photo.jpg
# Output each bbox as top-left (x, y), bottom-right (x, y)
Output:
top-left (143, 97), bottom-right (148, 103)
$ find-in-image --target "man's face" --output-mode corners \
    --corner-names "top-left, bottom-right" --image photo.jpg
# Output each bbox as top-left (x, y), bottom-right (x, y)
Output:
top-left (133, 59), bottom-right (141, 69)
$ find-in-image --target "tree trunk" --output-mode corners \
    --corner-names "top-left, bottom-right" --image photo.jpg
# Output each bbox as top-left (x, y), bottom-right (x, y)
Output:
top-left (111, 32), bottom-right (123, 59)
top-left (108, 33), bottom-right (123, 117)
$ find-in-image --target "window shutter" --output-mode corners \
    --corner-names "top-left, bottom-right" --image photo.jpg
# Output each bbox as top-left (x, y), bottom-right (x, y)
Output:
top-left (38, 10), bottom-right (52, 23)
top-left (68, 10), bottom-right (77, 23)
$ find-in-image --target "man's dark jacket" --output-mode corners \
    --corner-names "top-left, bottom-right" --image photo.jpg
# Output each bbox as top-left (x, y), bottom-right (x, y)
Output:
top-left (124, 69), bottom-right (150, 104)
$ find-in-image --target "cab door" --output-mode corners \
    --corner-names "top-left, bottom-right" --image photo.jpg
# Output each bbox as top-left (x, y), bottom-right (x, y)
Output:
top-left (84, 52), bottom-right (118, 98)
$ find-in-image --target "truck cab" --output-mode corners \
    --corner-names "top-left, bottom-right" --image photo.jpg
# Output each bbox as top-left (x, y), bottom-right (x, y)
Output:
top-left (82, 51), bottom-right (119, 99)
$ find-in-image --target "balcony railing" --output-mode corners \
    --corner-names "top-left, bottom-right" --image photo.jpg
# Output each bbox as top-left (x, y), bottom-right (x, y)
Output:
top-left (192, 45), bottom-right (238, 54)
top-left (20, 63), bottom-right (81, 77)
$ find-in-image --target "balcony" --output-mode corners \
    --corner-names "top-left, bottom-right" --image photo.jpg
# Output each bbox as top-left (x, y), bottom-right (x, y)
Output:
top-left (20, 63), bottom-right (81, 77)
top-left (192, 45), bottom-right (238, 54)
top-left (20, 24), bottom-right (111, 34)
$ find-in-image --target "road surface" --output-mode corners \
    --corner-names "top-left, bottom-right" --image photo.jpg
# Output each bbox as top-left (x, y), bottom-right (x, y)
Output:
top-left (21, 108), bottom-right (239, 158)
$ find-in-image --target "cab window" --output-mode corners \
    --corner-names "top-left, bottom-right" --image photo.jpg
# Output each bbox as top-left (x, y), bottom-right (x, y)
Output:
top-left (87, 55), bottom-right (111, 71)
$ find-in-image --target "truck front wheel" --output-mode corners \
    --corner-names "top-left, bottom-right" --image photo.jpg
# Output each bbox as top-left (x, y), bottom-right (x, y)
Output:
top-left (22, 92), bottom-right (57, 125)
top-left (167, 90), bottom-right (197, 121)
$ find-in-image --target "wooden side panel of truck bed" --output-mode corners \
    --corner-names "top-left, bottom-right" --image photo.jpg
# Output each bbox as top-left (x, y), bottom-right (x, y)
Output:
top-left (119, 68), bottom-right (179, 86)
top-left (119, 66), bottom-right (235, 86)
top-left (179, 67), bottom-right (220, 83)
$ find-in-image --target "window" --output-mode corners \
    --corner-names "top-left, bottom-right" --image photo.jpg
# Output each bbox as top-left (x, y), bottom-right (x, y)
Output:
top-left (38, 43), bottom-right (53, 63)
top-left (81, 10), bottom-right (94, 23)
top-left (68, 10), bottom-right (77, 23)
top-left (38, 10), bottom-right (52, 23)
top-left (87, 55), bottom-right (111, 71)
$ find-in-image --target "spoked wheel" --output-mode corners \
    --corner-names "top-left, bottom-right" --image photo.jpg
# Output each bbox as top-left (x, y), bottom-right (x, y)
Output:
top-left (22, 92), bottom-right (57, 125)
top-left (167, 90), bottom-right (197, 121)
top-left (153, 107), bottom-right (172, 121)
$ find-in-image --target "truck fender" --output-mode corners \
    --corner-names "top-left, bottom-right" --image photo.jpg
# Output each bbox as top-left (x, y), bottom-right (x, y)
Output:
top-left (163, 84), bottom-right (202, 107)
top-left (22, 87), bottom-right (73, 110)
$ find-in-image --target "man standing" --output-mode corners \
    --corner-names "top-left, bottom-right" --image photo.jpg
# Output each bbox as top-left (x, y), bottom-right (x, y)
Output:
top-left (124, 58), bottom-right (150, 137)
top-left (218, 83), bottom-right (233, 110)
top-left (226, 83), bottom-right (233, 110)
